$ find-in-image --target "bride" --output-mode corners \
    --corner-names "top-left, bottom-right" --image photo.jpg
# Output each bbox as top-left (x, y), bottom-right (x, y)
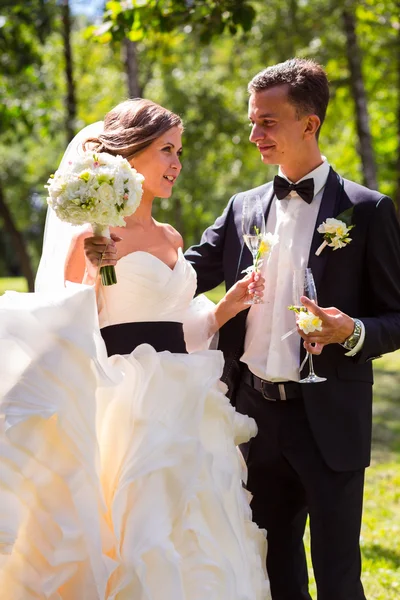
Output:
top-left (0, 98), bottom-right (271, 599)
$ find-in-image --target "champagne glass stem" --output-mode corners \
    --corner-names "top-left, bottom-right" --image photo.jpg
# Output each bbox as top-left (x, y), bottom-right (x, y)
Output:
top-left (308, 353), bottom-right (316, 377)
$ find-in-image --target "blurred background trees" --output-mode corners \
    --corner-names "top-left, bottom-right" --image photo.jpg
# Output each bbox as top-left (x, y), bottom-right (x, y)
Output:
top-left (0, 0), bottom-right (399, 289)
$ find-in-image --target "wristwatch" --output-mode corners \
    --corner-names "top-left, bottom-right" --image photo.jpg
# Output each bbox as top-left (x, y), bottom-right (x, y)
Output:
top-left (341, 318), bottom-right (363, 350)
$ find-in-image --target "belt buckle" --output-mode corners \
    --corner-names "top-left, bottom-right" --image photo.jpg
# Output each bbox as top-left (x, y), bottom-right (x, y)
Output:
top-left (260, 380), bottom-right (287, 401)
top-left (260, 380), bottom-right (276, 401)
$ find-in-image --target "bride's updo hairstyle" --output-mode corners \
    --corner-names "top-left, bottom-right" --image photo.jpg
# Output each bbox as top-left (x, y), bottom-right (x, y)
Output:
top-left (84, 98), bottom-right (183, 160)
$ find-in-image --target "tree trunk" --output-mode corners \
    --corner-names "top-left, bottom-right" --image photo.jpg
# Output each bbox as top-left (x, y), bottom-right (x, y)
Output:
top-left (61, 0), bottom-right (77, 143)
top-left (342, 7), bottom-right (378, 190)
top-left (0, 183), bottom-right (34, 291)
top-left (123, 38), bottom-right (142, 98)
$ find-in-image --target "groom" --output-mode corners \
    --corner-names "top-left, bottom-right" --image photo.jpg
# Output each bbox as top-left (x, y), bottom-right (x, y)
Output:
top-left (185, 58), bottom-right (400, 600)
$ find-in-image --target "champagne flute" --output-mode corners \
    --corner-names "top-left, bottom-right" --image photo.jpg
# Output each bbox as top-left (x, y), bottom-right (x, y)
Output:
top-left (242, 195), bottom-right (265, 305)
top-left (292, 268), bottom-right (327, 383)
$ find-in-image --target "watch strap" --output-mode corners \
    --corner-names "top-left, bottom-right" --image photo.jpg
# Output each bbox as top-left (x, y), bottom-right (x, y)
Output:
top-left (342, 318), bottom-right (363, 350)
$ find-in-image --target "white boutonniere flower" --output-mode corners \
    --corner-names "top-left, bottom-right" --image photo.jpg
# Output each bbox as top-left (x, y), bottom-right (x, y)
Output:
top-left (315, 208), bottom-right (355, 256)
top-left (288, 306), bottom-right (323, 334)
top-left (242, 232), bottom-right (279, 274)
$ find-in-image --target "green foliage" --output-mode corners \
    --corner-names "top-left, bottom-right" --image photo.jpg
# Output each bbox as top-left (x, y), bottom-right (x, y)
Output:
top-left (96, 0), bottom-right (256, 44)
top-left (0, 0), bottom-right (58, 133)
top-left (2, 0), bottom-right (399, 266)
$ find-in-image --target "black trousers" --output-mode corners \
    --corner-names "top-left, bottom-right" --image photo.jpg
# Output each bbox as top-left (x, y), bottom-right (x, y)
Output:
top-left (236, 379), bottom-right (367, 600)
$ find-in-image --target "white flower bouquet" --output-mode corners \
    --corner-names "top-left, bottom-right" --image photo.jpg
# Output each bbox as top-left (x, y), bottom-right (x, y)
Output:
top-left (46, 151), bottom-right (144, 285)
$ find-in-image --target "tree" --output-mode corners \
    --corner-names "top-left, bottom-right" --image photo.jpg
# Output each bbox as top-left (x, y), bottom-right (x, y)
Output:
top-left (2, 0), bottom-right (399, 283)
top-left (123, 39), bottom-right (141, 97)
top-left (96, 0), bottom-right (257, 44)
top-left (91, 0), bottom-right (257, 107)
top-left (61, 0), bottom-right (77, 143)
top-left (342, 3), bottom-right (378, 190)
top-left (0, 0), bottom-right (57, 288)
top-left (0, 1), bottom-right (125, 284)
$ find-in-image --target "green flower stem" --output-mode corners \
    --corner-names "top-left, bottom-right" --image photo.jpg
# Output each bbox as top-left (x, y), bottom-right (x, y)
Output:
top-left (288, 305), bottom-right (307, 313)
top-left (100, 265), bottom-right (117, 286)
top-left (93, 224), bottom-right (118, 287)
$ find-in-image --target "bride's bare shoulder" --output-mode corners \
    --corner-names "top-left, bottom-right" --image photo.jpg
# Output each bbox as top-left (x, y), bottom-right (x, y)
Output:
top-left (157, 221), bottom-right (184, 250)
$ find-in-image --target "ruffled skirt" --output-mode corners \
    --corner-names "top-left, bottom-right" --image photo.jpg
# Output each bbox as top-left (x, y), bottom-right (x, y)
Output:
top-left (0, 286), bottom-right (269, 599)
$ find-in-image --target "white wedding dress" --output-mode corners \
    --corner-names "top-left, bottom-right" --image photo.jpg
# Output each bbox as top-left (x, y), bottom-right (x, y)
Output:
top-left (0, 248), bottom-right (270, 599)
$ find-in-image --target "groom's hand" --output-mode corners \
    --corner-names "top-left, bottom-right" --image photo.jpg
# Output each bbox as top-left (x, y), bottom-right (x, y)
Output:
top-left (298, 296), bottom-right (355, 355)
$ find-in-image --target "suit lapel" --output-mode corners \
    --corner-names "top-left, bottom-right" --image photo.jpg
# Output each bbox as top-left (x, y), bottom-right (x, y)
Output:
top-left (307, 168), bottom-right (343, 291)
top-left (262, 184), bottom-right (275, 222)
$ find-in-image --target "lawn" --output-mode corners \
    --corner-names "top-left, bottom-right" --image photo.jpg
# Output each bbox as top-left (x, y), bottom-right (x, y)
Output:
top-left (0, 277), bottom-right (28, 295)
top-left (1, 277), bottom-right (399, 598)
top-left (355, 352), bottom-right (400, 599)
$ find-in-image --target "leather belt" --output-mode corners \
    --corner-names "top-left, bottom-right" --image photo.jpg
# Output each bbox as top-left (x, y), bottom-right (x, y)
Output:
top-left (243, 369), bottom-right (302, 401)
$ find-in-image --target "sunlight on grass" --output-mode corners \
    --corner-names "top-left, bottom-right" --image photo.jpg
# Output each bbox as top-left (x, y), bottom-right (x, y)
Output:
top-left (205, 284), bottom-right (225, 304)
top-left (2, 277), bottom-right (224, 300)
top-left (0, 277), bottom-right (28, 295)
top-left (304, 350), bottom-right (400, 599)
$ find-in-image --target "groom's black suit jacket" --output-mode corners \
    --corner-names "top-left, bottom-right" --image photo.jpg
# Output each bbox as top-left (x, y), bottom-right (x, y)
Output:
top-left (185, 168), bottom-right (400, 472)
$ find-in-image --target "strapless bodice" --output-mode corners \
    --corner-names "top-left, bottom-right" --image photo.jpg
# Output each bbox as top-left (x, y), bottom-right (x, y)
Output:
top-left (98, 248), bottom-right (197, 328)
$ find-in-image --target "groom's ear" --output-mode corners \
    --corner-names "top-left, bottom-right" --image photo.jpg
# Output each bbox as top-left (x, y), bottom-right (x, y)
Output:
top-left (303, 114), bottom-right (321, 139)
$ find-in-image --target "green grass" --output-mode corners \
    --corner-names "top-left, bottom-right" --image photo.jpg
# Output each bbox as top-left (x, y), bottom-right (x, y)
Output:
top-left (303, 352), bottom-right (400, 599)
top-left (2, 278), bottom-right (400, 597)
top-left (0, 278), bottom-right (223, 299)
top-left (0, 277), bottom-right (28, 295)
top-left (357, 353), bottom-right (400, 599)
top-left (205, 283), bottom-right (225, 304)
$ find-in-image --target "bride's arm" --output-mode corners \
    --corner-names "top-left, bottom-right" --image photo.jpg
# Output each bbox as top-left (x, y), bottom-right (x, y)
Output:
top-left (212, 272), bottom-right (265, 333)
top-left (183, 273), bottom-right (264, 353)
top-left (64, 231), bottom-right (119, 288)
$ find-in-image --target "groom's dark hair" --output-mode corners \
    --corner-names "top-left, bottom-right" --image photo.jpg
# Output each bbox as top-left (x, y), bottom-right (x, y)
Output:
top-left (248, 58), bottom-right (329, 138)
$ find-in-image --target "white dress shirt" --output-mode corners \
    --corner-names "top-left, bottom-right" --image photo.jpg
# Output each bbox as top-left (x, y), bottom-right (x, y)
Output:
top-left (241, 159), bottom-right (339, 382)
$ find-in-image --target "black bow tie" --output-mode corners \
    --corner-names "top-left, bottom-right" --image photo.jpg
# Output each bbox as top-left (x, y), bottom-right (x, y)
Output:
top-left (273, 175), bottom-right (314, 204)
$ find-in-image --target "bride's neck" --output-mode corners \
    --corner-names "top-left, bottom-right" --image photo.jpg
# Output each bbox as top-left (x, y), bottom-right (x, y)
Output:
top-left (126, 191), bottom-right (154, 228)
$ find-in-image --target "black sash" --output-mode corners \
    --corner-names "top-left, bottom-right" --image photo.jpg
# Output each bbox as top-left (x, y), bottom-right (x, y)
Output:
top-left (100, 321), bottom-right (187, 357)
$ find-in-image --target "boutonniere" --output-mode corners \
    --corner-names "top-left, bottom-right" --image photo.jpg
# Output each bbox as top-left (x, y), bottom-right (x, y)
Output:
top-left (242, 232), bottom-right (279, 274)
top-left (315, 207), bottom-right (355, 256)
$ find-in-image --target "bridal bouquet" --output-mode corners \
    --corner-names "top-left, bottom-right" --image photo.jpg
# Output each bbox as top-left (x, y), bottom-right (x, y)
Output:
top-left (46, 151), bottom-right (144, 285)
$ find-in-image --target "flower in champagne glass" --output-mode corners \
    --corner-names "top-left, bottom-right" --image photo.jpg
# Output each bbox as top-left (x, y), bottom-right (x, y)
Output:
top-left (297, 311), bottom-right (323, 334)
top-left (242, 232), bottom-right (279, 274)
top-left (288, 305), bottom-right (323, 334)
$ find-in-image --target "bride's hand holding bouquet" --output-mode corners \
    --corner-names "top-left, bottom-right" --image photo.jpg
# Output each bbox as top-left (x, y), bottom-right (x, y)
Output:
top-left (82, 231), bottom-right (122, 283)
top-left (46, 151), bottom-right (144, 285)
